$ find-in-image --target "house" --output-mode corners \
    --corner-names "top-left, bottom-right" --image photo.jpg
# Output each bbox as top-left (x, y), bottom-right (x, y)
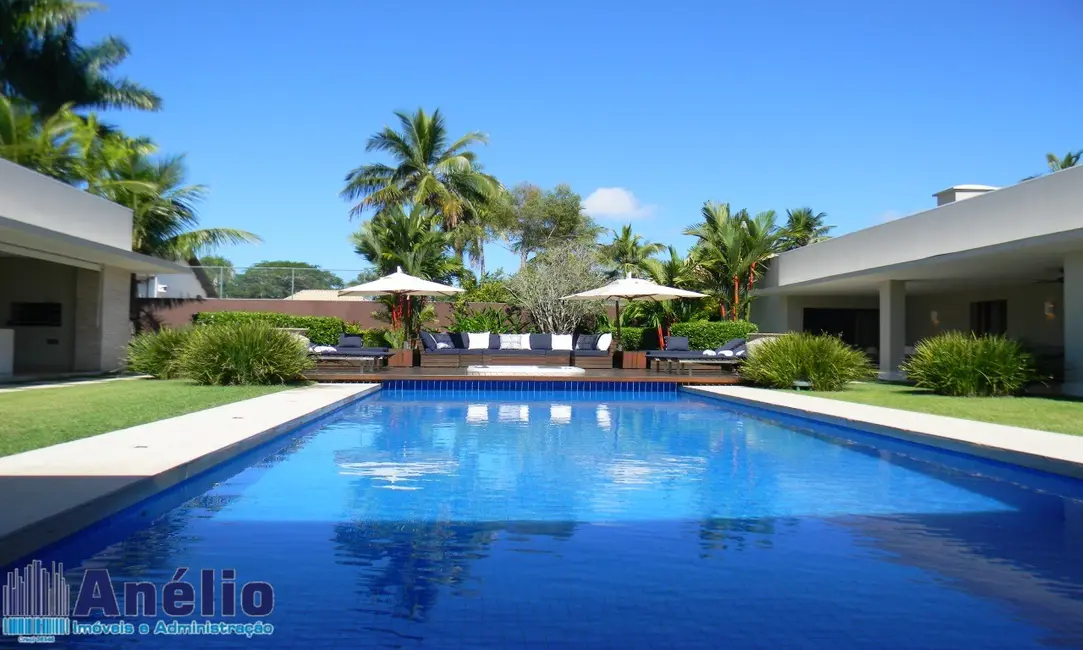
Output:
top-left (0, 160), bottom-right (184, 377)
top-left (136, 258), bottom-right (217, 300)
top-left (750, 165), bottom-right (1083, 395)
top-left (284, 289), bottom-right (371, 301)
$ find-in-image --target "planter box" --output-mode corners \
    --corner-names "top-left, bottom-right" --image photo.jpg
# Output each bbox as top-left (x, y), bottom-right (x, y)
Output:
top-left (388, 349), bottom-right (417, 368)
top-left (619, 351), bottom-right (647, 369)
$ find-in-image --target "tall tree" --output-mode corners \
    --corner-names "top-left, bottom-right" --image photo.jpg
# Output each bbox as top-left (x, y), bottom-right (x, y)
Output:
top-left (507, 242), bottom-right (607, 333)
top-left (599, 224), bottom-right (664, 278)
top-left (228, 261), bottom-right (344, 299)
top-left (0, 0), bottom-right (161, 115)
top-left (684, 202), bottom-right (782, 321)
top-left (341, 108), bottom-right (502, 236)
top-left (503, 183), bottom-right (603, 267)
top-left (779, 207), bottom-right (833, 250)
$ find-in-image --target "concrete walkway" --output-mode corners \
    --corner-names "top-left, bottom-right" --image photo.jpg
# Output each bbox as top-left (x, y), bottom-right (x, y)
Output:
top-left (685, 385), bottom-right (1083, 480)
top-left (0, 382), bottom-right (378, 566)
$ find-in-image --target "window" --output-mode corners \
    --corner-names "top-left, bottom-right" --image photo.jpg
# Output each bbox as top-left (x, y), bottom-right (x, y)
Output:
top-left (970, 300), bottom-right (1007, 336)
top-left (8, 302), bottom-right (63, 327)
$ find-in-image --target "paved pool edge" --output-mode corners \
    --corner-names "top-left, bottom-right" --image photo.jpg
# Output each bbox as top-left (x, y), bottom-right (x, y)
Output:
top-left (683, 385), bottom-right (1083, 480)
top-left (0, 382), bottom-right (379, 567)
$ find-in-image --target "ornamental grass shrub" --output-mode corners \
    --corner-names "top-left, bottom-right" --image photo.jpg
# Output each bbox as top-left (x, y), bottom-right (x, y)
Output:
top-left (740, 332), bottom-right (875, 391)
top-left (178, 321), bottom-right (313, 386)
top-left (125, 327), bottom-right (193, 379)
top-left (901, 331), bottom-right (1037, 397)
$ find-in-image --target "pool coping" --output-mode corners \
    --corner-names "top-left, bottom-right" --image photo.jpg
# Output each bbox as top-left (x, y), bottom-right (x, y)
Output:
top-left (0, 382), bottom-right (379, 567)
top-left (683, 385), bottom-right (1083, 480)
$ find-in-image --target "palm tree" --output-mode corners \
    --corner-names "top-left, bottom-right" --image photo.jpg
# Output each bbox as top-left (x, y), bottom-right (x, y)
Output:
top-left (0, 0), bottom-right (161, 115)
top-left (599, 224), bottom-right (665, 278)
top-left (625, 246), bottom-right (696, 347)
top-left (352, 204), bottom-right (461, 341)
top-left (1046, 150), bottom-right (1081, 173)
top-left (684, 202), bottom-right (782, 321)
top-left (341, 108), bottom-right (503, 237)
top-left (780, 207), bottom-right (833, 250)
top-left (0, 93), bottom-right (80, 180)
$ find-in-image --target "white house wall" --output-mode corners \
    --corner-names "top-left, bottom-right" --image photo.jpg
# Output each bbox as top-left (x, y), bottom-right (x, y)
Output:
top-left (0, 160), bottom-right (134, 251)
top-left (763, 166), bottom-right (1083, 289)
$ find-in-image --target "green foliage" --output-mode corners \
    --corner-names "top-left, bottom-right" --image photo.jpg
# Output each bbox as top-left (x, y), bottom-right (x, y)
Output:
top-left (449, 305), bottom-right (526, 333)
top-left (194, 311), bottom-right (382, 347)
top-left (224, 261), bottom-right (344, 299)
top-left (179, 322), bottom-right (313, 386)
top-left (741, 333), bottom-right (875, 391)
top-left (504, 183), bottom-right (604, 265)
top-left (901, 332), bottom-right (1038, 397)
top-left (669, 320), bottom-right (759, 350)
top-left (607, 326), bottom-right (651, 352)
top-left (125, 328), bottom-right (192, 379)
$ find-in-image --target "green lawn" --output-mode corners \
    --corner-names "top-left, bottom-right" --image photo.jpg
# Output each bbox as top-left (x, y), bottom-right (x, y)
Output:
top-left (0, 379), bottom-right (293, 457)
top-left (809, 382), bottom-right (1083, 436)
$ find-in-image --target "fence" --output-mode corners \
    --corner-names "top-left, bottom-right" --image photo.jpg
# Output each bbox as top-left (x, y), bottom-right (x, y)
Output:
top-left (181, 266), bottom-right (385, 300)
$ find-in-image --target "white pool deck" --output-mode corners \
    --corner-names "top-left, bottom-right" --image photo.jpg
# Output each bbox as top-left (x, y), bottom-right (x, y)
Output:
top-left (685, 385), bottom-right (1083, 480)
top-left (3, 381), bottom-right (1083, 567)
top-left (0, 382), bottom-right (377, 567)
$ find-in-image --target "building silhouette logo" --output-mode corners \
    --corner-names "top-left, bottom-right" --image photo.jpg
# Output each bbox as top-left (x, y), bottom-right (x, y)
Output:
top-left (2, 560), bottom-right (71, 639)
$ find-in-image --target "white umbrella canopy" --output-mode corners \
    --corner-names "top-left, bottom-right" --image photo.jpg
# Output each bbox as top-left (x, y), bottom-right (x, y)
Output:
top-left (562, 274), bottom-right (708, 350)
top-left (338, 267), bottom-right (464, 297)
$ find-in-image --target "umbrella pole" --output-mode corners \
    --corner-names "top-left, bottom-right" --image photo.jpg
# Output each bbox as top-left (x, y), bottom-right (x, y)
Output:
top-left (615, 299), bottom-right (622, 352)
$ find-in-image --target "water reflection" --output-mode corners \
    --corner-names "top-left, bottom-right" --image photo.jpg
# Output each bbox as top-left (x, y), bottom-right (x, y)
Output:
top-left (12, 392), bottom-right (1083, 648)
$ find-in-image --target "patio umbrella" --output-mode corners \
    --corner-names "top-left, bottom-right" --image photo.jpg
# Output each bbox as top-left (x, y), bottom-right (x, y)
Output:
top-left (339, 267), bottom-right (463, 343)
top-left (562, 273), bottom-right (707, 350)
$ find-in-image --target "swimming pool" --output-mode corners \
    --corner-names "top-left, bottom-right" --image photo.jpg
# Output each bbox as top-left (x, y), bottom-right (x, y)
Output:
top-left (9, 386), bottom-right (1083, 648)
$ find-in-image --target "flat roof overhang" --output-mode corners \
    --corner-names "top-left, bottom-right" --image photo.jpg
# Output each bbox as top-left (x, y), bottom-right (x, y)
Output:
top-left (0, 214), bottom-right (185, 274)
top-left (755, 227), bottom-right (1083, 297)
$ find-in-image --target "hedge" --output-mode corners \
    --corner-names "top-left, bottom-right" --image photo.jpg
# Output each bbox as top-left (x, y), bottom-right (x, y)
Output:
top-left (194, 311), bottom-right (387, 347)
top-left (669, 320), bottom-right (758, 350)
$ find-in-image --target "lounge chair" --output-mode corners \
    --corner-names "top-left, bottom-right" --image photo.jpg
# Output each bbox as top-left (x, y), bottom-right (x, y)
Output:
top-left (646, 336), bottom-right (747, 372)
top-left (309, 334), bottom-right (392, 373)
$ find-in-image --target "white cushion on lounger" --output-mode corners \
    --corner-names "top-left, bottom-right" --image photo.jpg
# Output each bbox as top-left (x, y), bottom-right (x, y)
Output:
top-left (467, 332), bottom-right (490, 349)
top-left (702, 350), bottom-right (717, 356)
top-left (312, 345), bottom-right (336, 353)
top-left (719, 349), bottom-right (734, 357)
top-left (551, 334), bottom-right (573, 351)
top-left (499, 334), bottom-right (530, 350)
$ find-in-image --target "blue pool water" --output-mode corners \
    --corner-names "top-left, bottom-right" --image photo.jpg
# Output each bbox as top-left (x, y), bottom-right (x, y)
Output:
top-left (9, 387), bottom-right (1083, 648)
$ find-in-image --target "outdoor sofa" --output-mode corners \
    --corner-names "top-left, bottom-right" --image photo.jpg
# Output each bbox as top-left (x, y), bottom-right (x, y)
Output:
top-left (646, 336), bottom-right (748, 373)
top-left (420, 332), bottom-right (613, 369)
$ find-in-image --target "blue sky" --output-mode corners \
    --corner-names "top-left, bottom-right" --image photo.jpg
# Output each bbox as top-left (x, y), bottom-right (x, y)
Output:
top-left (82, 0), bottom-right (1082, 278)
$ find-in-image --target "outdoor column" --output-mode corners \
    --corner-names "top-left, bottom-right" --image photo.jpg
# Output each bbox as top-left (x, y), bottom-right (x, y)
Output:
top-left (1063, 252), bottom-right (1083, 396)
top-left (878, 280), bottom-right (906, 380)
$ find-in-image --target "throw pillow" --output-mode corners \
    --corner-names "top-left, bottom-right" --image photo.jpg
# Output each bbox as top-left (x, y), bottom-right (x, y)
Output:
top-left (499, 334), bottom-right (531, 350)
top-left (551, 334), bottom-right (573, 351)
top-left (337, 334), bottom-right (363, 349)
top-left (575, 334), bottom-right (601, 350)
top-left (420, 331), bottom-right (438, 351)
top-left (467, 332), bottom-right (490, 350)
top-left (436, 341), bottom-right (453, 350)
top-left (434, 332), bottom-right (455, 349)
top-left (664, 336), bottom-right (690, 351)
top-left (596, 333), bottom-right (613, 351)
top-left (529, 333), bottom-right (552, 350)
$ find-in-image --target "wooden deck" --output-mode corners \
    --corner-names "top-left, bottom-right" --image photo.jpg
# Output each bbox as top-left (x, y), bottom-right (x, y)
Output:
top-left (306, 366), bottom-right (742, 385)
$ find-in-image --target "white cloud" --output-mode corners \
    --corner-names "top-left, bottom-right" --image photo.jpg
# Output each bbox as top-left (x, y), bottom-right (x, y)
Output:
top-left (582, 187), bottom-right (655, 220)
top-left (878, 210), bottom-right (904, 223)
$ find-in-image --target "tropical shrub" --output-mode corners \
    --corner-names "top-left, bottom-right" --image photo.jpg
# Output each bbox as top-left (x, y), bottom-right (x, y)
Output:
top-left (741, 333), bottom-right (874, 391)
top-left (194, 311), bottom-right (389, 346)
top-left (669, 320), bottom-right (759, 350)
top-left (179, 322), bottom-right (313, 386)
top-left (449, 305), bottom-right (526, 333)
top-left (126, 328), bottom-right (192, 379)
top-left (598, 326), bottom-right (660, 351)
top-left (901, 332), bottom-right (1038, 397)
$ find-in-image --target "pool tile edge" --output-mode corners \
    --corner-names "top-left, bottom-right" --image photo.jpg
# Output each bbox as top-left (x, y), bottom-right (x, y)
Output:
top-left (0, 382), bottom-right (380, 567)
top-left (683, 385), bottom-right (1083, 481)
